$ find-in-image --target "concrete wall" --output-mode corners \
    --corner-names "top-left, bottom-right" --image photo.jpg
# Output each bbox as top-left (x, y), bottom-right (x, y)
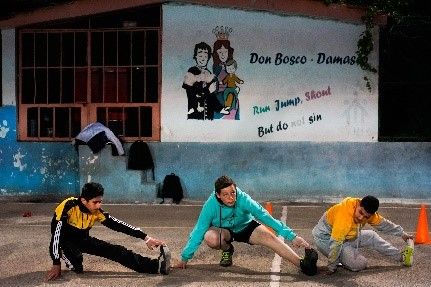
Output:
top-left (78, 145), bottom-right (158, 203)
top-left (0, 106), bottom-right (79, 200)
top-left (152, 142), bottom-right (431, 202)
top-left (77, 142), bottom-right (431, 203)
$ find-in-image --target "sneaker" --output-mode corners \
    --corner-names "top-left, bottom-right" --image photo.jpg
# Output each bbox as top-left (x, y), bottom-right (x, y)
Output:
top-left (300, 248), bottom-right (318, 276)
top-left (220, 108), bottom-right (230, 115)
top-left (219, 244), bottom-right (234, 267)
top-left (158, 245), bottom-right (171, 275)
top-left (401, 240), bottom-right (414, 267)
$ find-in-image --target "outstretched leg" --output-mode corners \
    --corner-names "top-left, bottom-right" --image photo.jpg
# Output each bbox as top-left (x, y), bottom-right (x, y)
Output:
top-left (340, 229), bottom-right (401, 271)
top-left (81, 236), bottom-right (159, 274)
top-left (249, 225), bottom-right (302, 266)
top-left (250, 225), bottom-right (318, 275)
top-left (357, 230), bottom-right (400, 259)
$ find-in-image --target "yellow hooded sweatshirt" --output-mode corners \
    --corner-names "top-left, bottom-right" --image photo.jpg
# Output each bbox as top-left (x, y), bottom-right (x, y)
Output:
top-left (326, 197), bottom-right (383, 242)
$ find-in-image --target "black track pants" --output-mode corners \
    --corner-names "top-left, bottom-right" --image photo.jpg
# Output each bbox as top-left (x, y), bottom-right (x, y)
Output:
top-left (60, 236), bottom-right (159, 273)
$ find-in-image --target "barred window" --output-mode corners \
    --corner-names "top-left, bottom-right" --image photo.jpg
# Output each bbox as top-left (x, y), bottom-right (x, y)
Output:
top-left (18, 6), bottom-right (161, 141)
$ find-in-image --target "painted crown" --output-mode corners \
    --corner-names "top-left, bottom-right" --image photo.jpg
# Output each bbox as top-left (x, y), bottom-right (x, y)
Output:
top-left (212, 26), bottom-right (233, 40)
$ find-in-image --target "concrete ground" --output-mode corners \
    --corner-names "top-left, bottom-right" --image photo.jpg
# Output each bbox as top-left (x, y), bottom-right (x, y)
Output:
top-left (0, 201), bottom-right (430, 287)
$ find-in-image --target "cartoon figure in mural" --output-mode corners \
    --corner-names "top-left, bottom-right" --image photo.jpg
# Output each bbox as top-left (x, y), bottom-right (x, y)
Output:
top-left (343, 90), bottom-right (368, 136)
top-left (182, 42), bottom-right (223, 120)
top-left (220, 59), bottom-right (244, 116)
top-left (212, 26), bottom-right (241, 119)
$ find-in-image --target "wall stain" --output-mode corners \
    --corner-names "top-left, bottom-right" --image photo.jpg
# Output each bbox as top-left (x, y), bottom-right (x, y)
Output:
top-left (13, 150), bottom-right (27, 171)
top-left (0, 120), bottom-right (10, 138)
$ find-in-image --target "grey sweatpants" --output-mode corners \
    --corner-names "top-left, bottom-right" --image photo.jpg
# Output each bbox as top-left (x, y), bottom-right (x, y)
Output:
top-left (312, 215), bottom-right (401, 271)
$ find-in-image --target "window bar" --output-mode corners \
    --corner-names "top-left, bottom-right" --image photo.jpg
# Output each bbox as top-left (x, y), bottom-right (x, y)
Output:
top-left (37, 107), bottom-right (41, 138)
top-left (102, 32), bottom-right (105, 103)
top-left (60, 33), bottom-right (63, 104)
top-left (121, 106), bottom-right (125, 137)
top-left (18, 32), bottom-right (21, 107)
top-left (73, 32), bottom-right (76, 103)
top-left (68, 107), bottom-right (72, 138)
top-left (33, 33), bottom-right (36, 104)
top-left (45, 33), bottom-right (48, 105)
top-left (52, 107), bottom-right (56, 138)
top-left (116, 30), bottom-right (119, 103)
top-left (129, 31), bottom-right (132, 103)
top-left (87, 30), bottom-right (91, 105)
top-left (105, 107), bottom-right (109, 129)
top-left (138, 106), bottom-right (141, 138)
top-left (143, 31), bottom-right (147, 103)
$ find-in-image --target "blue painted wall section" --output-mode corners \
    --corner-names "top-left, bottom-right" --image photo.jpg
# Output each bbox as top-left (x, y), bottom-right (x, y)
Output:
top-left (0, 106), bottom-right (79, 198)
top-left (149, 142), bottom-right (431, 201)
top-left (75, 142), bottom-right (431, 202)
top-left (78, 145), bottom-right (158, 203)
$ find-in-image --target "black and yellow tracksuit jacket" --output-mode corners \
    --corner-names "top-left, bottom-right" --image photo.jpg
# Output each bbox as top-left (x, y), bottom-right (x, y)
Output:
top-left (49, 197), bottom-right (147, 265)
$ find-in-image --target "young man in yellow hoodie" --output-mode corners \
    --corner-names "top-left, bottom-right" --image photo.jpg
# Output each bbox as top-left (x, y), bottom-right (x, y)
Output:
top-left (312, 195), bottom-right (414, 274)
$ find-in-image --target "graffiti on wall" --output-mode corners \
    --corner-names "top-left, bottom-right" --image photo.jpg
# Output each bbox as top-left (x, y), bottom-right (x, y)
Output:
top-left (0, 120), bottom-right (10, 138)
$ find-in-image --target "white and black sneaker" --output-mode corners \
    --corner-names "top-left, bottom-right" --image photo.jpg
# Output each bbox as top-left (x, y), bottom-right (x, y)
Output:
top-left (158, 245), bottom-right (171, 275)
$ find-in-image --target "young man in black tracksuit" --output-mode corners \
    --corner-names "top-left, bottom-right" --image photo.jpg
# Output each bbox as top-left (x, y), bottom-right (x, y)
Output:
top-left (46, 182), bottom-right (170, 280)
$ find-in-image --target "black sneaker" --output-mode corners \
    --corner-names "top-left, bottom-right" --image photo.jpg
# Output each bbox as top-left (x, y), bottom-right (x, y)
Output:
top-left (300, 248), bottom-right (318, 276)
top-left (219, 244), bottom-right (234, 267)
top-left (158, 245), bottom-right (171, 275)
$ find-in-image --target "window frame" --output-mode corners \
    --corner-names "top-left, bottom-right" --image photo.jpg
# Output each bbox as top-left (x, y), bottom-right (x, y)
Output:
top-left (17, 18), bottom-right (161, 142)
top-left (1, 32), bottom-right (2, 106)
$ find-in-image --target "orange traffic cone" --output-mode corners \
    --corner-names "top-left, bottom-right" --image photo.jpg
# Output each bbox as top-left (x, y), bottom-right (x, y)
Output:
top-left (265, 202), bottom-right (273, 215)
top-left (414, 204), bottom-right (431, 244)
top-left (264, 202), bottom-right (274, 233)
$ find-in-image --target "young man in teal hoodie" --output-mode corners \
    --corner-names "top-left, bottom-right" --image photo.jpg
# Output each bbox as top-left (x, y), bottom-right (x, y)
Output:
top-left (173, 175), bottom-right (318, 275)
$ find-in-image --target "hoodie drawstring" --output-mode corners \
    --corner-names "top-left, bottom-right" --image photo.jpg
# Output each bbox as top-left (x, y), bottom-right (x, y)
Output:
top-left (356, 224), bottom-right (360, 252)
top-left (219, 205), bottom-right (222, 249)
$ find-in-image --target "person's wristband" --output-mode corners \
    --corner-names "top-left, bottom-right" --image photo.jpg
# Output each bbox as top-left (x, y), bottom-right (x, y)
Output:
top-left (145, 236), bottom-right (151, 244)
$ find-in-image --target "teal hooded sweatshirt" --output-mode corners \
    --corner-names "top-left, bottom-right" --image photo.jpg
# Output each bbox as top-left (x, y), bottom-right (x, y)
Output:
top-left (181, 187), bottom-right (297, 262)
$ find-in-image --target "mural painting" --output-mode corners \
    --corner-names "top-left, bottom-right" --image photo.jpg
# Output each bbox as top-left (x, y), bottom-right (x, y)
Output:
top-left (182, 26), bottom-right (244, 121)
top-left (182, 42), bottom-right (220, 120)
top-left (163, 4), bottom-right (379, 142)
top-left (211, 26), bottom-right (243, 120)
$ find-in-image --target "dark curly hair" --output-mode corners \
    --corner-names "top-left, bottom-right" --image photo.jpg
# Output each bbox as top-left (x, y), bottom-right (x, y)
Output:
top-left (81, 182), bottom-right (104, 200)
top-left (360, 195), bottom-right (379, 214)
top-left (193, 42), bottom-right (212, 60)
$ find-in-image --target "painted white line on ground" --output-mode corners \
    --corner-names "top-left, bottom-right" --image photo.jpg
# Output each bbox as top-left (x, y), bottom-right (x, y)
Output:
top-left (270, 205), bottom-right (288, 287)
